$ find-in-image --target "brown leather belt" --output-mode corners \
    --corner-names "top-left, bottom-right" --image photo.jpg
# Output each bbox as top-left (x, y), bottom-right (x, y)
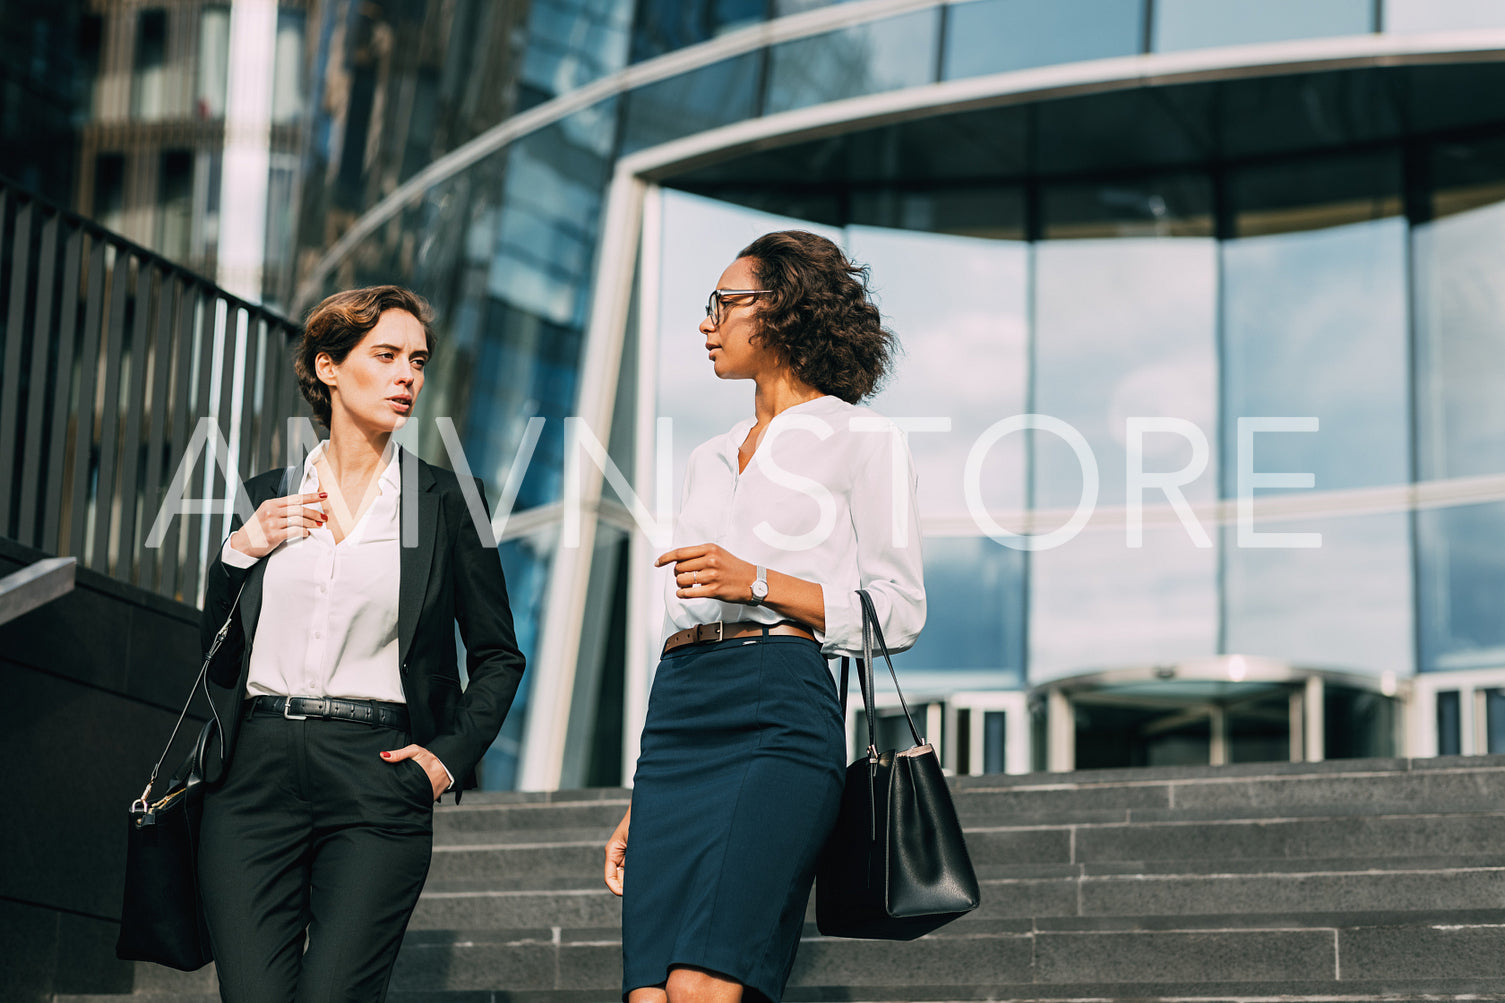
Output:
top-left (662, 620), bottom-right (816, 656)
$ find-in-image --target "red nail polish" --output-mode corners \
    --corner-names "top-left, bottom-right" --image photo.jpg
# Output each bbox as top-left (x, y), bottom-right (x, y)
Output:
top-left (380, 751), bottom-right (391, 759)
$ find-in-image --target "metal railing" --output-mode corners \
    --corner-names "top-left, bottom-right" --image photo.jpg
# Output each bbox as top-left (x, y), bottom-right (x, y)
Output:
top-left (0, 177), bottom-right (303, 606)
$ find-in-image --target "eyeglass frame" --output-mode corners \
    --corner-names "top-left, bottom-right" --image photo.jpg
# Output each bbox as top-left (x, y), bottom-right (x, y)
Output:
top-left (704, 288), bottom-right (772, 326)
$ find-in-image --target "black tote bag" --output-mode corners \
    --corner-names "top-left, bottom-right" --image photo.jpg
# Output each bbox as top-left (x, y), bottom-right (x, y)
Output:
top-left (815, 590), bottom-right (981, 940)
top-left (116, 587), bottom-right (242, 970)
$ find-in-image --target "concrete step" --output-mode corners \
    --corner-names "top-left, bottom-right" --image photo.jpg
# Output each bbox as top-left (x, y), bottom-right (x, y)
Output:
top-left (949, 759), bottom-right (1505, 825)
top-left (422, 813), bottom-right (1505, 896)
top-left (70, 760), bottom-right (1505, 1001)
top-left (428, 762), bottom-right (1505, 851)
top-left (411, 887), bottom-right (624, 931)
top-left (417, 850), bottom-right (1505, 924)
top-left (433, 797), bottom-right (626, 848)
top-left (62, 909), bottom-right (1505, 997)
top-left (380, 916), bottom-right (1505, 993)
top-left (49, 988), bottom-right (1505, 1003)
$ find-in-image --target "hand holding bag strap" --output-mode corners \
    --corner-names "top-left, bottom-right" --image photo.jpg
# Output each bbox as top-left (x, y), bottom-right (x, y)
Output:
top-left (132, 581), bottom-right (245, 811)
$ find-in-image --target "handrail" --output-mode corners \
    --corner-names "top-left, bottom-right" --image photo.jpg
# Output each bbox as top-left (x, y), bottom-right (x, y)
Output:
top-left (0, 177), bottom-right (304, 607)
top-left (0, 556), bottom-right (75, 627)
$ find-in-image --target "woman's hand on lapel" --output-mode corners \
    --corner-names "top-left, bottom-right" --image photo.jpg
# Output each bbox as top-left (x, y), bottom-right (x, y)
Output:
top-left (380, 744), bottom-right (451, 801)
top-left (230, 492), bottom-right (329, 559)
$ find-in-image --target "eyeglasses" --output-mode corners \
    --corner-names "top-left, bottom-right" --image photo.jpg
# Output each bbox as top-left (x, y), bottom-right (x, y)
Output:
top-left (704, 288), bottom-right (771, 326)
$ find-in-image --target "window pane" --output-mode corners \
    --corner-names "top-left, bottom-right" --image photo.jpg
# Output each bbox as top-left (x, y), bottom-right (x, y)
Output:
top-left (903, 537), bottom-right (1026, 682)
top-left (620, 54), bottom-right (762, 155)
top-left (1153, 0), bottom-right (1373, 52)
top-left (1419, 505), bottom-right (1505, 671)
top-left (849, 226), bottom-right (1029, 520)
top-left (1415, 194), bottom-right (1505, 671)
top-left (94, 153), bottom-right (125, 232)
top-left (1415, 198), bottom-right (1505, 480)
top-left (158, 150), bottom-right (194, 261)
top-left (1483, 690), bottom-right (1505, 754)
top-left (519, 0), bottom-right (632, 106)
top-left (944, 0), bottom-right (1144, 80)
top-left (132, 8), bottom-right (167, 120)
top-left (1386, 0), bottom-right (1505, 32)
top-left (485, 108), bottom-right (618, 329)
top-left (262, 154), bottom-right (298, 297)
top-left (481, 528), bottom-right (558, 788)
top-left (1221, 213), bottom-right (1411, 674)
top-left (1222, 215), bottom-right (1409, 493)
top-left (764, 10), bottom-right (939, 114)
top-left (271, 9), bottom-right (305, 124)
top-left (630, 0), bottom-right (765, 61)
top-left (1043, 172), bottom-right (1213, 238)
top-left (197, 6), bottom-right (230, 119)
top-left (1224, 514), bottom-right (1413, 673)
top-left (1030, 239), bottom-right (1220, 679)
top-left (982, 712), bottom-right (1007, 774)
top-left (1436, 690), bottom-right (1462, 755)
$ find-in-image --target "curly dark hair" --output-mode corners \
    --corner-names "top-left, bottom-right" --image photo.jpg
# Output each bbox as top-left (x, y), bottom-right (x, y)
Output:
top-left (295, 285), bottom-right (434, 428)
top-left (735, 231), bottom-right (897, 404)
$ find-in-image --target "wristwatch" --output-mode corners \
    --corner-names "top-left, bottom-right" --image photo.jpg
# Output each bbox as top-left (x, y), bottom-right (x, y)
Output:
top-left (748, 565), bottom-right (769, 606)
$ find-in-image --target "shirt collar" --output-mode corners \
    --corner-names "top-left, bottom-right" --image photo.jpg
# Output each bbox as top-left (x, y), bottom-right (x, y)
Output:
top-left (299, 440), bottom-right (402, 494)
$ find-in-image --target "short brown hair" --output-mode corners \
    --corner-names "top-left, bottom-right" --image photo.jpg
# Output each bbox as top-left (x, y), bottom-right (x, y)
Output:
top-left (295, 286), bottom-right (434, 427)
top-left (736, 231), bottom-right (897, 403)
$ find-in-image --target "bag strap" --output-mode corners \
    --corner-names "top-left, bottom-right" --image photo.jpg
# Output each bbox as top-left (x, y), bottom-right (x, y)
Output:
top-left (131, 582), bottom-right (245, 811)
top-left (837, 588), bottom-right (925, 761)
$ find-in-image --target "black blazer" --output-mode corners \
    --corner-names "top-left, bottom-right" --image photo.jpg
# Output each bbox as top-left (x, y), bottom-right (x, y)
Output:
top-left (198, 449), bottom-right (526, 797)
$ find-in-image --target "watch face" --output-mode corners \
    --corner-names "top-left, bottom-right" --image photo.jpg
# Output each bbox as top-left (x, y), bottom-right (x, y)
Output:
top-left (751, 579), bottom-right (769, 600)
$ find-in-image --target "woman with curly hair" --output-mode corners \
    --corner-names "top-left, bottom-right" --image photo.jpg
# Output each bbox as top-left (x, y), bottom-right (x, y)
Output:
top-left (604, 230), bottom-right (927, 1003)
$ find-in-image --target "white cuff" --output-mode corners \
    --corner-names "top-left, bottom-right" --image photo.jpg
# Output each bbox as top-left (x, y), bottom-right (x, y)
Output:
top-left (436, 758), bottom-right (455, 792)
top-left (221, 535), bottom-right (259, 569)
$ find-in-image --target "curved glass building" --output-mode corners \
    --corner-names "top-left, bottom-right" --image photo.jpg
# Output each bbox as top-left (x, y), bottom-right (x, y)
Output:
top-left (287, 0), bottom-right (1505, 789)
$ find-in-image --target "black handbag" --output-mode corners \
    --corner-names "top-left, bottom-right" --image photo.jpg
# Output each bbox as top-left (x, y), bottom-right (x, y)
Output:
top-left (115, 589), bottom-right (241, 971)
top-left (815, 590), bottom-right (981, 940)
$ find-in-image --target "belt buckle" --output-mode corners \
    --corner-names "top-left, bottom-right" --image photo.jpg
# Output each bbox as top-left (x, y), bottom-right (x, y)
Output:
top-left (696, 622), bottom-right (724, 645)
top-left (282, 696), bottom-right (310, 721)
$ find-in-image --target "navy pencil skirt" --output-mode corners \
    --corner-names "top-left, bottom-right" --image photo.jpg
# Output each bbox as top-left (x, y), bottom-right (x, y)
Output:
top-left (622, 634), bottom-right (846, 1002)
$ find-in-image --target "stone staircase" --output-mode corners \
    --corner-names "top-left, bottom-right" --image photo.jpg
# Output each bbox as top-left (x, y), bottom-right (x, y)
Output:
top-left (57, 756), bottom-right (1505, 1001)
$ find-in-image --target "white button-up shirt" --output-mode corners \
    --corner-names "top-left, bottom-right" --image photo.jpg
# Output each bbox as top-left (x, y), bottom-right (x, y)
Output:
top-left (223, 442), bottom-right (405, 704)
top-left (664, 395), bottom-right (927, 656)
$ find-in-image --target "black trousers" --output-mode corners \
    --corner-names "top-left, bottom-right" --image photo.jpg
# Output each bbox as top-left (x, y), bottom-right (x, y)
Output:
top-left (197, 710), bottom-right (435, 1003)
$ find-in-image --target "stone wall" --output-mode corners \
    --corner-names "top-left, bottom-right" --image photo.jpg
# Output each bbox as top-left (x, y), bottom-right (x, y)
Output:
top-left (0, 536), bottom-right (206, 1000)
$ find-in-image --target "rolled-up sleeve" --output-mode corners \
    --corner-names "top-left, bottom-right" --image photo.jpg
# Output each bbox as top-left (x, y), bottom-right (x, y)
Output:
top-left (821, 422), bottom-right (926, 656)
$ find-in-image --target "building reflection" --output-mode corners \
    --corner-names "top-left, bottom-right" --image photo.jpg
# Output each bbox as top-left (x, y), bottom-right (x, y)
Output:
top-left (9, 0), bottom-right (1505, 785)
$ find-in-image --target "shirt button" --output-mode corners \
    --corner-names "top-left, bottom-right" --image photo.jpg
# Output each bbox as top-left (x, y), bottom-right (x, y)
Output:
top-left (313, 631), bottom-right (321, 639)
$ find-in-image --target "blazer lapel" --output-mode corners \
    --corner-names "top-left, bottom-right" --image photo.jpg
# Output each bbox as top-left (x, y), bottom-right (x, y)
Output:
top-left (398, 448), bottom-right (439, 666)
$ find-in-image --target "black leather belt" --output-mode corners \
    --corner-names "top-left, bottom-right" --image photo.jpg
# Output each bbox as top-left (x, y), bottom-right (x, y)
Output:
top-left (662, 620), bottom-right (816, 656)
top-left (246, 695), bottom-right (410, 731)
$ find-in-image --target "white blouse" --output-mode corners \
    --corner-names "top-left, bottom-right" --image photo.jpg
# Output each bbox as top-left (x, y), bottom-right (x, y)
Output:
top-left (663, 395), bottom-right (927, 657)
top-left (222, 441), bottom-right (404, 704)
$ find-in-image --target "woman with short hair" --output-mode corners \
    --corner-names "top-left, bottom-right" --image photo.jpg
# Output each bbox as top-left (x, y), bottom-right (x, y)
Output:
top-left (196, 285), bottom-right (526, 1002)
top-left (605, 231), bottom-right (927, 1003)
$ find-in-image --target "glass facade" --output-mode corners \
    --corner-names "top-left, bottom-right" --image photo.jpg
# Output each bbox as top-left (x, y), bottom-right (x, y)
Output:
top-left (13, 0), bottom-right (1505, 784)
top-left (943, 0), bottom-right (1145, 79)
top-left (1152, 0), bottom-right (1374, 52)
top-left (638, 51), bottom-right (1505, 777)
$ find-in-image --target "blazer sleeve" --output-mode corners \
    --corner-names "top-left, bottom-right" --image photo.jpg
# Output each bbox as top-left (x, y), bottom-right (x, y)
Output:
top-left (199, 490), bottom-right (260, 655)
top-left (423, 477), bottom-right (527, 783)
